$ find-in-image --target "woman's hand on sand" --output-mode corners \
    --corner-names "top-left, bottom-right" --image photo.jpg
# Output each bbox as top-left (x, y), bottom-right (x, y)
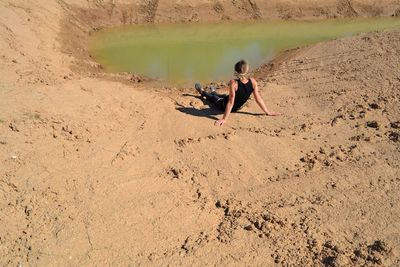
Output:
top-left (266, 111), bottom-right (282, 116)
top-left (215, 119), bottom-right (226, 126)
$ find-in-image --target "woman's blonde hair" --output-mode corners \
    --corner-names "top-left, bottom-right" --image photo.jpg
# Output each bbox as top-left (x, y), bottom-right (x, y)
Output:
top-left (234, 59), bottom-right (249, 80)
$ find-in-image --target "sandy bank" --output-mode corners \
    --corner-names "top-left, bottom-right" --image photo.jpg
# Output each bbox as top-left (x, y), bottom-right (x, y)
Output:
top-left (0, 0), bottom-right (400, 266)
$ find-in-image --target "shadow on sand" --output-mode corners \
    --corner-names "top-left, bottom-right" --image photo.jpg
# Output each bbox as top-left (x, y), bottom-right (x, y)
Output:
top-left (176, 93), bottom-right (264, 121)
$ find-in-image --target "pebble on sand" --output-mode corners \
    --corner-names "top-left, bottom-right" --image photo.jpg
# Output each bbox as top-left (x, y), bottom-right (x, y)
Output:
top-left (366, 121), bottom-right (379, 129)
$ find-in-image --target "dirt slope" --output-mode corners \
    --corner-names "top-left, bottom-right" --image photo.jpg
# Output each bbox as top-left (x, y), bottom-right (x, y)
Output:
top-left (1, 0), bottom-right (400, 266)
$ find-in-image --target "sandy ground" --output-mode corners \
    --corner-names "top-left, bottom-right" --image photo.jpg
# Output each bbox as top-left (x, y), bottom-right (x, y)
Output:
top-left (1, 0), bottom-right (400, 266)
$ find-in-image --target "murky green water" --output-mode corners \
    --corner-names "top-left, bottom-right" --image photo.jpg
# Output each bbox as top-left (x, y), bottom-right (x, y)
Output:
top-left (90, 18), bottom-right (400, 84)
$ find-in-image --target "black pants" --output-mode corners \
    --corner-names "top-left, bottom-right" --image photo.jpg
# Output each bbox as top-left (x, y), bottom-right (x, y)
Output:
top-left (201, 91), bottom-right (228, 111)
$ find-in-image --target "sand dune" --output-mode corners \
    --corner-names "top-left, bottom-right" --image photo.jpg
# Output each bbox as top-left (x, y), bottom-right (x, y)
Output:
top-left (1, 0), bottom-right (400, 266)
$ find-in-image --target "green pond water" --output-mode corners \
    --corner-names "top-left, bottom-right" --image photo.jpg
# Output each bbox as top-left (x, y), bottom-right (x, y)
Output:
top-left (90, 18), bottom-right (400, 85)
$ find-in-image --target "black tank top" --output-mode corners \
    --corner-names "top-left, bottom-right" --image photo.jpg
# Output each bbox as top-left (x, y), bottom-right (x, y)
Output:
top-left (231, 79), bottom-right (254, 112)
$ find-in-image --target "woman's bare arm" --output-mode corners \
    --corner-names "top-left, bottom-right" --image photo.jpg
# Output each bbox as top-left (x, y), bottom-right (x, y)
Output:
top-left (215, 80), bottom-right (236, 126)
top-left (251, 78), bottom-right (281, 116)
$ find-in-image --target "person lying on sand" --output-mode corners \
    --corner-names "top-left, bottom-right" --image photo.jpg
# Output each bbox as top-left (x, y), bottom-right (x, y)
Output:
top-left (195, 59), bottom-right (282, 126)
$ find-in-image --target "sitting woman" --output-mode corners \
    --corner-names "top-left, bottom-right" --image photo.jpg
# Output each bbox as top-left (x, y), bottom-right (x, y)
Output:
top-left (195, 59), bottom-right (281, 126)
